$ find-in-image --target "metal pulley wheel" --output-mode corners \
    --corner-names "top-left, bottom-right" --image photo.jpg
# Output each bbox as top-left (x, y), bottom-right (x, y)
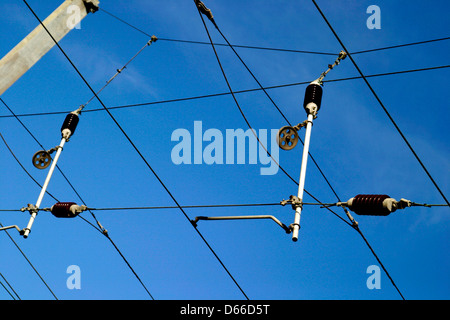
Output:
top-left (32, 150), bottom-right (52, 169)
top-left (277, 126), bottom-right (299, 150)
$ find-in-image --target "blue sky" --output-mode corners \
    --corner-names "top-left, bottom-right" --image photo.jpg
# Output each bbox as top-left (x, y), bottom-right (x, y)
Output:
top-left (0, 0), bottom-right (448, 300)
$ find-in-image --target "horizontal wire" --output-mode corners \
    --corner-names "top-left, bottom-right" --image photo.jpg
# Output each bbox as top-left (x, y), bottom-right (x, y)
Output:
top-left (99, 8), bottom-right (449, 56)
top-left (0, 64), bottom-right (448, 119)
top-left (157, 36), bottom-right (450, 56)
top-left (84, 202), bottom-right (333, 211)
top-left (89, 203), bottom-right (282, 211)
top-left (2, 201), bottom-right (446, 213)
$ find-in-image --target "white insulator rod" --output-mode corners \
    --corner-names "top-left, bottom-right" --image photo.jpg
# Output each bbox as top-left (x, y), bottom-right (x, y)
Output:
top-left (23, 137), bottom-right (66, 238)
top-left (292, 113), bottom-right (314, 242)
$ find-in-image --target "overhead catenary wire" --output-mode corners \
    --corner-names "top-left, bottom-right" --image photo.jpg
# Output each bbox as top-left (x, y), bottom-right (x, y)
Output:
top-left (312, 0), bottom-right (448, 210)
top-left (98, 7), bottom-right (450, 57)
top-left (2, 203), bottom-right (448, 213)
top-left (0, 133), bottom-right (59, 299)
top-left (22, 0), bottom-right (247, 301)
top-left (0, 277), bottom-right (17, 300)
top-left (0, 221), bottom-right (58, 299)
top-left (195, 0), bottom-right (407, 299)
top-left (3, 0), bottom-right (444, 300)
top-left (3, 199), bottom-right (445, 213)
top-left (1, 64), bottom-right (448, 119)
top-left (0, 272), bottom-right (21, 300)
top-left (311, 0), bottom-right (411, 300)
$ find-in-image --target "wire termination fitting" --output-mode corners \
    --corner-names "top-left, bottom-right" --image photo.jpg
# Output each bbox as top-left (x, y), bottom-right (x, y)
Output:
top-left (20, 204), bottom-right (39, 214)
top-left (82, 0), bottom-right (100, 14)
top-left (338, 194), bottom-right (413, 216)
top-left (149, 35), bottom-right (158, 45)
top-left (61, 112), bottom-right (79, 140)
top-left (194, 0), bottom-right (215, 24)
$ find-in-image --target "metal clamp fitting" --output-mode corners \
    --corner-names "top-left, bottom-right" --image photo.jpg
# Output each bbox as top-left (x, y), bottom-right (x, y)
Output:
top-left (281, 195), bottom-right (303, 211)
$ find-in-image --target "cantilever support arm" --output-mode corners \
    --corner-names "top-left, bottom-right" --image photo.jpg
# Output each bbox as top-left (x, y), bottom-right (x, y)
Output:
top-left (0, 225), bottom-right (25, 235)
top-left (191, 215), bottom-right (292, 234)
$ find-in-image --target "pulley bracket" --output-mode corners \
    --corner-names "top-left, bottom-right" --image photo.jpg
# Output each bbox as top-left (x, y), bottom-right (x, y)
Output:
top-left (32, 150), bottom-right (52, 169)
top-left (277, 126), bottom-right (298, 150)
top-left (32, 145), bottom-right (63, 169)
top-left (277, 120), bottom-right (309, 151)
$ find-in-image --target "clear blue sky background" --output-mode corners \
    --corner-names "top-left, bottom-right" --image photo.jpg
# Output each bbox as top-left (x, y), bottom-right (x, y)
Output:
top-left (0, 0), bottom-right (448, 300)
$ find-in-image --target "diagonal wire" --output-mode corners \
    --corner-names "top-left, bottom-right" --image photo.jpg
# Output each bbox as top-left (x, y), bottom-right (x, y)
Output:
top-left (0, 278), bottom-right (16, 300)
top-left (0, 272), bottom-right (21, 300)
top-left (22, 0), bottom-right (246, 300)
top-left (0, 221), bottom-right (58, 299)
top-left (311, 0), bottom-right (448, 209)
top-left (355, 226), bottom-right (405, 300)
top-left (0, 131), bottom-right (59, 202)
top-left (196, 0), bottom-right (405, 301)
top-left (311, 0), bottom-right (409, 300)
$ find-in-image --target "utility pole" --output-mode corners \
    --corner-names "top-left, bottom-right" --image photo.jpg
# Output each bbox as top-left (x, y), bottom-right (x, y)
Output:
top-left (0, 0), bottom-right (99, 96)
